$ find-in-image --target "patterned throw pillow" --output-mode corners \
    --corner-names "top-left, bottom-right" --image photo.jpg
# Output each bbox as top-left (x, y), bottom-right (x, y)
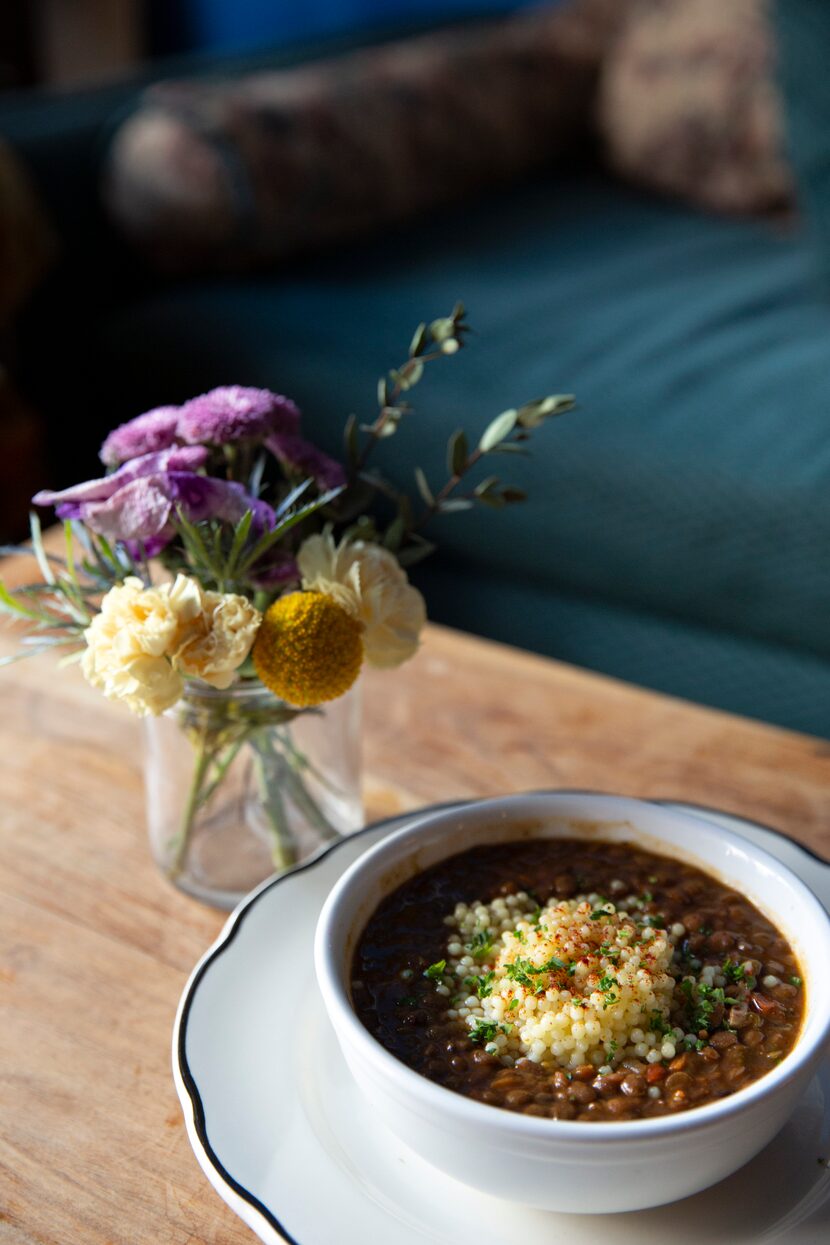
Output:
top-left (597, 0), bottom-right (793, 214)
top-left (104, 9), bottom-right (599, 271)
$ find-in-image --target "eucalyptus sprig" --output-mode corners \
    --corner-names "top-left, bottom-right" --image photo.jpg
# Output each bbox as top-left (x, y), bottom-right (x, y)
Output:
top-left (413, 392), bottom-right (576, 525)
top-left (345, 301), bottom-right (470, 474)
top-left (334, 303), bottom-right (574, 565)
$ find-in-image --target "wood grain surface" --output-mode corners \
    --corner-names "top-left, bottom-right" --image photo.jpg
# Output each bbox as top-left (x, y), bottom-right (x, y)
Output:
top-left (1, 546), bottom-right (828, 1243)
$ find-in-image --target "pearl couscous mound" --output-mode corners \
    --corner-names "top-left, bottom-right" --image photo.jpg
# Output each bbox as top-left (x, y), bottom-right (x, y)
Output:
top-left (439, 891), bottom-right (680, 1071)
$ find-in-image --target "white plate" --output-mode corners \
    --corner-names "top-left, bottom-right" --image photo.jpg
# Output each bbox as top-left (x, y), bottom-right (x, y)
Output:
top-left (173, 797), bottom-right (830, 1245)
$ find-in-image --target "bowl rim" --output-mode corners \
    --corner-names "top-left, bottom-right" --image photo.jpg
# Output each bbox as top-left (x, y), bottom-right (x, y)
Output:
top-left (314, 791), bottom-right (830, 1143)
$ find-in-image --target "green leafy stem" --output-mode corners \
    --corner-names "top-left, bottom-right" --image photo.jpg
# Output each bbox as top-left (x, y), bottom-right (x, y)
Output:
top-left (337, 302), bottom-right (575, 568)
top-left (0, 517), bottom-right (141, 668)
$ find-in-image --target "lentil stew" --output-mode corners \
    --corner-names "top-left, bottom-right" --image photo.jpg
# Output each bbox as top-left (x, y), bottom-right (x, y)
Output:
top-left (350, 839), bottom-right (805, 1122)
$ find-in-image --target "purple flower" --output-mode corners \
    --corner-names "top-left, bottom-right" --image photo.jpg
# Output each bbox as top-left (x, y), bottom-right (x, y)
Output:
top-left (248, 554), bottom-right (299, 590)
top-left (265, 432), bottom-right (346, 491)
top-left (100, 406), bottom-right (182, 467)
top-left (178, 386), bottom-right (301, 446)
top-left (32, 446), bottom-right (273, 553)
top-left (170, 474), bottom-right (275, 531)
top-left (34, 448), bottom-right (208, 512)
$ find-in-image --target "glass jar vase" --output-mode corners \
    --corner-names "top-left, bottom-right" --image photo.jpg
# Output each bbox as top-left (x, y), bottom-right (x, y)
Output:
top-left (143, 680), bottom-right (362, 908)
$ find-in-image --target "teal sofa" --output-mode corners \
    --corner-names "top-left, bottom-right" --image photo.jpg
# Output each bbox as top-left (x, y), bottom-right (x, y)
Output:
top-left (3, 7), bottom-right (829, 738)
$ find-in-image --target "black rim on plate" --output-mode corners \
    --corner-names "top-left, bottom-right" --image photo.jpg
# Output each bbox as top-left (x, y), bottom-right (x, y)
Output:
top-left (176, 804), bottom-right (448, 1245)
top-left (174, 792), bottom-right (829, 1245)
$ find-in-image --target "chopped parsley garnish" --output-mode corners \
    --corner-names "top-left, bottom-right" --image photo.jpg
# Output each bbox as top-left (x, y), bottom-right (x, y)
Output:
top-left (680, 980), bottom-right (737, 1033)
top-left (508, 998), bottom-right (520, 1010)
top-left (722, 958), bottom-right (746, 985)
top-left (468, 1019), bottom-right (512, 1045)
top-left (469, 1020), bottom-right (500, 1045)
top-left (641, 890), bottom-right (654, 904)
top-left (397, 996), bottom-right (419, 1008)
top-left (465, 930), bottom-right (494, 960)
top-left (504, 955), bottom-right (570, 989)
top-left (538, 954), bottom-right (568, 972)
top-left (649, 1011), bottom-right (674, 1038)
top-left (791, 975), bottom-right (802, 988)
top-left (504, 958), bottom-right (538, 989)
top-left (463, 971), bottom-right (496, 999)
top-left (423, 960), bottom-right (446, 981)
top-left (590, 908), bottom-right (610, 920)
top-left (699, 925), bottom-right (714, 937)
top-left (530, 907), bottom-right (542, 926)
top-left (595, 973), bottom-right (618, 1009)
top-left (512, 928), bottom-right (526, 944)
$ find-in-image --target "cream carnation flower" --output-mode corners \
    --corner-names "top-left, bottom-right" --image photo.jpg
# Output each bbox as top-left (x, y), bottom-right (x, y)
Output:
top-left (171, 586), bottom-right (262, 689)
top-left (82, 574), bottom-right (262, 713)
top-left (81, 576), bottom-right (183, 715)
top-left (165, 572), bottom-right (206, 626)
top-left (298, 533), bottom-right (425, 668)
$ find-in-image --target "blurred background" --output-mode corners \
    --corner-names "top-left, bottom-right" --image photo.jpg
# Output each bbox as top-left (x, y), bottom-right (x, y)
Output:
top-left (1, 0), bottom-right (829, 736)
top-left (1, 0), bottom-right (524, 89)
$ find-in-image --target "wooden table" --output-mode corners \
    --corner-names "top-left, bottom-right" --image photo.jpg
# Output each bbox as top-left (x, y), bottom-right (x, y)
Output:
top-left (2, 567), bottom-right (829, 1242)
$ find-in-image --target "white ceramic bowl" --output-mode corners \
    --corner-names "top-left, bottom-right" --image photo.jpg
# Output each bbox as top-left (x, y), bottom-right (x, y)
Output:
top-left (314, 793), bottom-right (830, 1213)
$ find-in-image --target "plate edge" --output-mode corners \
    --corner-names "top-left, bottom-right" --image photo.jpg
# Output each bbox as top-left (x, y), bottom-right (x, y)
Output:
top-left (172, 805), bottom-right (457, 1245)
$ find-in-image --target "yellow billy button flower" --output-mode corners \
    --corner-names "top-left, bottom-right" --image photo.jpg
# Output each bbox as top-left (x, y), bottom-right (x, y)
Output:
top-left (252, 590), bottom-right (364, 708)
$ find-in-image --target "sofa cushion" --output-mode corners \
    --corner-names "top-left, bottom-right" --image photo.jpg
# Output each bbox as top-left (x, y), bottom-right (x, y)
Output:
top-left (772, 0), bottom-right (830, 285)
top-left (104, 7), bottom-right (597, 272)
top-left (415, 556), bottom-right (830, 739)
top-left (85, 170), bottom-right (830, 740)
top-left (598, 0), bottom-right (793, 216)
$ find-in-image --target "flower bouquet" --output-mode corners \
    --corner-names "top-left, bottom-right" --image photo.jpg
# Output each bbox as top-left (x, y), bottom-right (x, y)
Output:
top-left (1, 305), bottom-right (573, 905)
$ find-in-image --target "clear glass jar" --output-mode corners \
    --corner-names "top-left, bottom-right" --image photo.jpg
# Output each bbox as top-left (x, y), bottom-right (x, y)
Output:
top-left (143, 680), bottom-right (362, 908)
